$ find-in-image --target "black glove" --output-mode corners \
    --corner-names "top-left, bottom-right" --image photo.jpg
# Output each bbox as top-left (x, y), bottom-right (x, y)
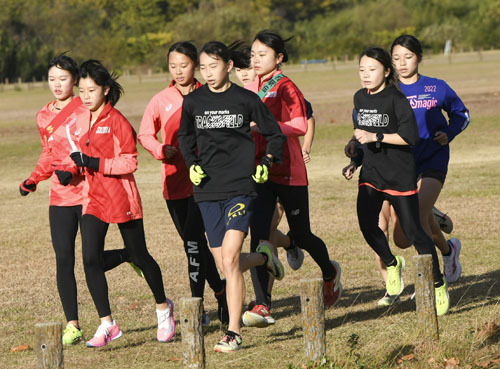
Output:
top-left (260, 155), bottom-right (273, 168)
top-left (55, 170), bottom-right (73, 186)
top-left (19, 179), bottom-right (36, 196)
top-left (70, 151), bottom-right (100, 170)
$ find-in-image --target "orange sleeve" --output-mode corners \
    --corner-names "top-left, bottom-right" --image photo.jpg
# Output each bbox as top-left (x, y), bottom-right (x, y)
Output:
top-left (29, 121), bottom-right (55, 184)
top-left (138, 97), bottom-right (165, 160)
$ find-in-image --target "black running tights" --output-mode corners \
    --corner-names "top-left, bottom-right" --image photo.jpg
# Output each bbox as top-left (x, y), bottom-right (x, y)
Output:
top-left (167, 197), bottom-right (224, 298)
top-left (356, 185), bottom-right (442, 283)
top-left (81, 214), bottom-right (166, 318)
top-left (49, 206), bottom-right (128, 322)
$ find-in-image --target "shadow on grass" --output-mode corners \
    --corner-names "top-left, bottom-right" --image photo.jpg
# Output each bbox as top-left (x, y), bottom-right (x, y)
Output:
top-left (262, 268), bottom-right (500, 333)
top-left (447, 269), bottom-right (500, 314)
top-left (381, 344), bottom-right (415, 367)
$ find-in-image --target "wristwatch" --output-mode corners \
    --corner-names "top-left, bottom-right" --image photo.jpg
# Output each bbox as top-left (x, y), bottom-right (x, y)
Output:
top-left (376, 132), bottom-right (384, 143)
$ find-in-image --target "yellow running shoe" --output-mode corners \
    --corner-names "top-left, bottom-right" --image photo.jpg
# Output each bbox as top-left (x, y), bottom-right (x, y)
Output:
top-left (386, 255), bottom-right (405, 296)
top-left (435, 279), bottom-right (450, 316)
top-left (62, 323), bottom-right (83, 346)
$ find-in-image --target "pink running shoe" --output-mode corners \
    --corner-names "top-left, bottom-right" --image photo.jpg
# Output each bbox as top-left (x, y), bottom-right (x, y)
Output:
top-left (86, 320), bottom-right (122, 348)
top-left (157, 298), bottom-right (176, 342)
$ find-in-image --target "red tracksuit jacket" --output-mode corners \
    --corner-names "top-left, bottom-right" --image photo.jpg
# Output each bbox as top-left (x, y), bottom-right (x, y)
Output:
top-left (29, 97), bottom-right (87, 206)
top-left (78, 102), bottom-right (143, 223)
top-left (246, 70), bottom-right (309, 186)
top-left (138, 80), bottom-right (202, 200)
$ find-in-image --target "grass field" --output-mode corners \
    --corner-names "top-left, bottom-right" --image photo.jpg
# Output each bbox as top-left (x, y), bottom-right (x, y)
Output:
top-left (1, 51), bottom-right (500, 369)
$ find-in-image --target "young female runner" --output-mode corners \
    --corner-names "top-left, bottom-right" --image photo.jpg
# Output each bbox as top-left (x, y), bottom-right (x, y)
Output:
top-left (70, 60), bottom-right (175, 347)
top-left (390, 34), bottom-right (467, 283)
top-left (19, 54), bottom-right (132, 345)
top-left (232, 45), bottom-right (318, 313)
top-left (347, 46), bottom-right (449, 316)
top-left (345, 35), bottom-right (468, 305)
top-left (138, 41), bottom-right (228, 325)
top-left (241, 31), bottom-right (341, 328)
top-left (178, 41), bottom-right (286, 352)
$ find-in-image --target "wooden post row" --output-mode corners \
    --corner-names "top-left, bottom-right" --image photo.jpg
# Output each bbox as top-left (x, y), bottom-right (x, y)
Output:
top-left (179, 297), bottom-right (205, 369)
top-left (35, 322), bottom-right (63, 369)
top-left (300, 278), bottom-right (326, 361)
top-left (414, 255), bottom-right (439, 340)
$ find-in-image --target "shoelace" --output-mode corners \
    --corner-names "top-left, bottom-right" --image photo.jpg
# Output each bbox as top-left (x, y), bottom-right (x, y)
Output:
top-left (158, 308), bottom-right (171, 329)
top-left (95, 325), bottom-right (110, 339)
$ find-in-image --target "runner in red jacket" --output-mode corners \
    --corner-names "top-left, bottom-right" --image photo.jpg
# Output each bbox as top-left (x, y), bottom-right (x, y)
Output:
top-left (138, 41), bottom-right (228, 325)
top-left (243, 31), bottom-right (343, 328)
top-left (19, 54), bottom-right (130, 346)
top-left (70, 60), bottom-right (175, 348)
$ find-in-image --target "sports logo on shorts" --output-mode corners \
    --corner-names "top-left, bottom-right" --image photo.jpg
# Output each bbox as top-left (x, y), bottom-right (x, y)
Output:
top-left (227, 203), bottom-right (246, 225)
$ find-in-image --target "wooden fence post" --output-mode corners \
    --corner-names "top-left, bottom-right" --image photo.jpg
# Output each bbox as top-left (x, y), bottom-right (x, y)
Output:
top-left (35, 322), bottom-right (63, 369)
top-left (414, 255), bottom-right (439, 341)
top-left (179, 297), bottom-right (205, 369)
top-left (300, 278), bottom-right (325, 361)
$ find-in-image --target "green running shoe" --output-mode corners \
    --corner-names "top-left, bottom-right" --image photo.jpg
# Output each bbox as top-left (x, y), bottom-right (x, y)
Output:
top-left (62, 323), bottom-right (83, 346)
top-left (129, 262), bottom-right (144, 278)
top-left (435, 279), bottom-right (450, 316)
top-left (256, 241), bottom-right (284, 280)
top-left (386, 255), bottom-right (405, 296)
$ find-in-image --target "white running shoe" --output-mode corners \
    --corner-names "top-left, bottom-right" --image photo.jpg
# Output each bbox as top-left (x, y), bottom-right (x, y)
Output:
top-left (443, 238), bottom-right (462, 283)
top-left (377, 292), bottom-right (400, 306)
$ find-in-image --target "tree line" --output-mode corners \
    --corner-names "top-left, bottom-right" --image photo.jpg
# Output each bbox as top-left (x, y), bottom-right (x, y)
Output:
top-left (1, 0), bottom-right (499, 82)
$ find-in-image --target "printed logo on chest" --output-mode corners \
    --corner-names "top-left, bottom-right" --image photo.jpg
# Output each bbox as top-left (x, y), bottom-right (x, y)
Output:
top-left (407, 93), bottom-right (438, 110)
top-left (96, 126), bottom-right (111, 134)
top-left (195, 110), bottom-right (244, 129)
top-left (357, 109), bottom-right (389, 127)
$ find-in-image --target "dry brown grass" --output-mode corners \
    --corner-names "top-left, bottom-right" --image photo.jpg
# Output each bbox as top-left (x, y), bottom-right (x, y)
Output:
top-left (1, 51), bottom-right (500, 368)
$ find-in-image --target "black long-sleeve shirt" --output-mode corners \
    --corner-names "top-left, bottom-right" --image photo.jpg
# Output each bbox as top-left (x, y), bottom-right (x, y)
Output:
top-left (178, 83), bottom-right (286, 202)
top-left (353, 85), bottom-right (419, 193)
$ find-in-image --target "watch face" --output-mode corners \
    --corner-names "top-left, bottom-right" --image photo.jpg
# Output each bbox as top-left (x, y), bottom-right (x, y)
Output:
top-left (376, 132), bottom-right (384, 141)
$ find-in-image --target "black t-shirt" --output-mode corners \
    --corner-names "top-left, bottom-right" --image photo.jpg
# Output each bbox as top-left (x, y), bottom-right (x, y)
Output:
top-left (353, 85), bottom-right (419, 192)
top-left (178, 83), bottom-right (286, 202)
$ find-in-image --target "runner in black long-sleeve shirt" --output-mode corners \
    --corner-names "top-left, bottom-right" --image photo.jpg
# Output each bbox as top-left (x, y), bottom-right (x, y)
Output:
top-left (345, 46), bottom-right (449, 317)
top-left (178, 41), bottom-right (286, 353)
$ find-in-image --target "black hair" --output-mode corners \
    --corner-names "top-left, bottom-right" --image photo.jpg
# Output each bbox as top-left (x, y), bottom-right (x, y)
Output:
top-left (391, 35), bottom-right (423, 62)
top-left (231, 46), bottom-right (251, 69)
top-left (253, 30), bottom-right (293, 63)
top-left (199, 40), bottom-right (245, 64)
top-left (78, 60), bottom-right (123, 106)
top-left (48, 53), bottom-right (79, 80)
top-left (168, 41), bottom-right (198, 65)
top-left (359, 46), bottom-right (398, 88)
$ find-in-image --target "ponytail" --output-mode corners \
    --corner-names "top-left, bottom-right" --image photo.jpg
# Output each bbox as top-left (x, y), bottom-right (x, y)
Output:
top-left (79, 60), bottom-right (123, 106)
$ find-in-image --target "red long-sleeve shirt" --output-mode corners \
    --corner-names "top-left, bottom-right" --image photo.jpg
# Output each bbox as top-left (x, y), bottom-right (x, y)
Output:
top-left (246, 70), bottom-right (308, 186)
top-left (78, 103), bottom-right (143, 223)
top-left (138, 81), bottom-right (202, 200)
